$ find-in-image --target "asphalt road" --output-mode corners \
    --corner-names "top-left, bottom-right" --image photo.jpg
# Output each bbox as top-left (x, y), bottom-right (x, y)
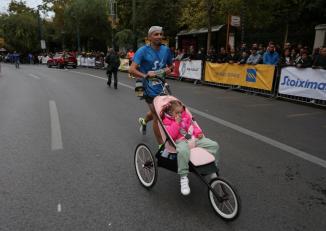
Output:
top-left (0, 63), bottom-right (325, 231)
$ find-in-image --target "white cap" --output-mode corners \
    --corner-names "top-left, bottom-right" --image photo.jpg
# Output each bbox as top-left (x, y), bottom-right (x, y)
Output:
top-left (148, 26), bottom-right (163, 36)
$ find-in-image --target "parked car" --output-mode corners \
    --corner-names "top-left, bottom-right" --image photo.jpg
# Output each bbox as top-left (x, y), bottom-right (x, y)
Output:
top-left (47, 52), bottom-right (77, 68)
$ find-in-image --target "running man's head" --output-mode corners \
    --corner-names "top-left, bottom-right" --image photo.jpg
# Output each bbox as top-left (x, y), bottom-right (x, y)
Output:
top-left (148, 26), bottom-right (163, 46)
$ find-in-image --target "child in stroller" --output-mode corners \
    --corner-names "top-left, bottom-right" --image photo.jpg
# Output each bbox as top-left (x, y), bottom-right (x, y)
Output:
top-left (162, 100), bottom-right (220, 195)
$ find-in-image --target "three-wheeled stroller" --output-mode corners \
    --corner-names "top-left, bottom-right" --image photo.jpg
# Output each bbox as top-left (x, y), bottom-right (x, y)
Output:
top-left (134, 95), bottom-right (240, 220)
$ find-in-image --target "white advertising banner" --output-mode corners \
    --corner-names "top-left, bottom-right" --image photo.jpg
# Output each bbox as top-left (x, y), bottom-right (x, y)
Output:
top-left (279, 67), bottom-right (326, 100)
top-left (179, 60), bottom-right (202, 80)
top-left (79, 57), bottom-right (87, 66)
top-left (87, 57), bottom-right (96, 67)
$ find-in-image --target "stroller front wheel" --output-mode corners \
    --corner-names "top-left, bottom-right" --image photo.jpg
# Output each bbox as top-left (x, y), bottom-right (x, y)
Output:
top-left (134, 144), bottom-right (158, 188)
top-left (208, 177), bottom-right (241, 220)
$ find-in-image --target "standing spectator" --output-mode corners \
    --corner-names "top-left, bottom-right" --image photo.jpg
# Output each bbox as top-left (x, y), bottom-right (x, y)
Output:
top-left (312, 48), bottom-right (320, 64)
top-left (105, 48), bottom-right (120, 89)
top-left (205, 48), bottom-right (217, 63)
top-left (216, 47), bottom-right (227, 63)
top-left (226, 48), bottom-right (239, 64)
top-left (312, 47), bottom-right (326, 69)
top-left (283, 42), bottom-right (291, 50)
top-left (290, 48), bottom-right (297, 61)
top-left (127, 49), bottom-right (135, 78)
top-left (263, 42), bottom-right (279, 65)
top-left (196, 47), bottom-right (206, 61)
top-left (239, 43), bottom-right (248, 53)
top-left (28, 53), bottom-right (33, 64)
top-left (174, 49), bottom-right (186, 61)
top-left (127, 49), bottom-right (135, 65)
top-left (258, 44), bottom-right (265, 56)
top-left (246, 47), bottom-right (262, 65)
top-left (279, 48), bottom-right (294, 67)
top-left (238, 51), bottom-right (249, 64)
top-left (188, 45), bottom-right (197, 60)
top-left (251, 43), bottom-right (258, 49)
top-left (294, 51), bottom-right (312, 68)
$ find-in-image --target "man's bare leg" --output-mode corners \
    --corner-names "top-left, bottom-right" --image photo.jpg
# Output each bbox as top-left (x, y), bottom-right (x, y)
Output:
top-left (144, 110), bottom-right (153, 123)
top-left (148, 104), bottom-right (163, 144)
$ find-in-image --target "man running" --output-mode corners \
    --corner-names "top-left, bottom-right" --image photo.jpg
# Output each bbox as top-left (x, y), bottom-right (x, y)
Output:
top-left (129, 26), bottom-right (173, 145)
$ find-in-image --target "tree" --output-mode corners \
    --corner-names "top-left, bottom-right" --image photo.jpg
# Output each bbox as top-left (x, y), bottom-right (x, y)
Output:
top-left (114, 29), bottom-right (134, 50)
top-left (8, 0), bottom-right (35, 14)
top-left (64, 0), bottom-right (110, 51)
top-left (0, 1), bottom-right (39, 53)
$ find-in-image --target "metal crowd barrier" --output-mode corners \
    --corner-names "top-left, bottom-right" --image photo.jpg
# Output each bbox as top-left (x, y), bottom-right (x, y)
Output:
top-left (200, 62), bottom-right (326, 107)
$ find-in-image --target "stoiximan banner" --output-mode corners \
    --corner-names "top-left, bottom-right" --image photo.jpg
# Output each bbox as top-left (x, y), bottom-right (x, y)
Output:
top-left (279, 67), bottom-right (326, 100)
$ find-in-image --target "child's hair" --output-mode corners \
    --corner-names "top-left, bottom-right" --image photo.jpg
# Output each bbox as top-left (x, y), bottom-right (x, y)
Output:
top-left (166, 100), bottom-right (183, 115)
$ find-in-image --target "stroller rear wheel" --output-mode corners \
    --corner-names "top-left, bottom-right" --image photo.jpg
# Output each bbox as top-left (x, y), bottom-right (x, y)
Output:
top-left (208, 177), bottom-right (240, 220)
top-left (134, 144), bottom-right (158, 188)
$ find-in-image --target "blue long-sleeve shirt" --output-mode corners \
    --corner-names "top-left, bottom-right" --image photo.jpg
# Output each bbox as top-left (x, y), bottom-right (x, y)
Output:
top-left (263, 51), bottom-right (279, 65)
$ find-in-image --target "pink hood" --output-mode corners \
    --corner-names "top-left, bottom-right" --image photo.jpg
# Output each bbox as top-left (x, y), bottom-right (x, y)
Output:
top-left (162, 110), bottom-right (202, 141)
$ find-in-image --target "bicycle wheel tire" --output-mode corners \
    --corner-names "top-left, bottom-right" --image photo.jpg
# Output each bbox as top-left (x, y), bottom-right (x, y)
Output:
top-left (134, 144), bottom-right (158, 188)
top-left (208, 177), bottom-right (240, 220)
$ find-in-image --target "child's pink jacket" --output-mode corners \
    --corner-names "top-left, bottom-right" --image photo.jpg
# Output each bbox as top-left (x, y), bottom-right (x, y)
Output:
top-left (162, 111), bottom-right (202, 141)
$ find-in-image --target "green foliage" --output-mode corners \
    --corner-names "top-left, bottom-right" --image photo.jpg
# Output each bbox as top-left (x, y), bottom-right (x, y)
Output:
top-left (2, 12), bottom-right (38, 52)
top-left (63, 0), bottom-right (110, 51)
top-left (0, 0), bottom-right (325, 52)
top-left (114, 29), bottom-right (134, 49)
top-left (8, 0), bottom-right (35, 14)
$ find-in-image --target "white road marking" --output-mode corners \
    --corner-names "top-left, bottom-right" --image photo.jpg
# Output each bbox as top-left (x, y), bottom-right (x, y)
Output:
top-left (287, 112), bottom-right (323, 118)
top-left (68, 71), bottom-right (326, 169)
top-left (70, 71), bottom-right (106, 80)
top-left (28, 73), bottom-right (40, 79)
top-left (57, 203), bottom-right (62, 212)
top-left (70, 70), bottom-right (134, 89)
top-left (49, 100), bottom-right (63, 150)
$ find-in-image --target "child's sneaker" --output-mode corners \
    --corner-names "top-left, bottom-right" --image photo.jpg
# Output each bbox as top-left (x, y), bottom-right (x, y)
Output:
top-left (180, 176), bottom-right (190, 196)
top-left (138, 117), bottom-right (146, 135)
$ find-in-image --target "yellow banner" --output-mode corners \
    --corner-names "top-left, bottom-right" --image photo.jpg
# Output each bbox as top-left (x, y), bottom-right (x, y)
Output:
top-left (205, 63), bottom-right (275, 91)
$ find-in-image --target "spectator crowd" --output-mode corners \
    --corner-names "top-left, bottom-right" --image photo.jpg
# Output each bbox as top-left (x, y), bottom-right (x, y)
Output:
top-left (170, 42), bottom-right (326, 69)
